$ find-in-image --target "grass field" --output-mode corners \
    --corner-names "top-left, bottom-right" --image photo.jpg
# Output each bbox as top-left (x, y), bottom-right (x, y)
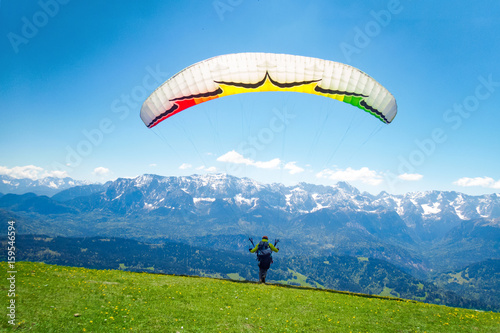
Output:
top-left (1, 262), bottom-right (499, 332)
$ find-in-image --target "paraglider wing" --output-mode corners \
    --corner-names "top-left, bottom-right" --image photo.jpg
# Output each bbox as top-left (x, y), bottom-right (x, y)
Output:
top-left (140, 53), bottom-right (397, 128)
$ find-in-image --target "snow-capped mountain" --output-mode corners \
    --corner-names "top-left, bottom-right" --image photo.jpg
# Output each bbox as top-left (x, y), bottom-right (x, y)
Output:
top-left (0, 175), bottom-right (90, 196)
top-left (94, 173), bottom-right (499, 218)
top-left (5, 173), bottom-right (500, 229)
top-left (48, 173), bottom-right (500, 242)
top-left (3, 173), bottom-right (499, 273)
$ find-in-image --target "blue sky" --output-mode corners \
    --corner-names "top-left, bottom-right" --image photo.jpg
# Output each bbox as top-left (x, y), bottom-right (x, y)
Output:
top-left (1, 0), bottom-right (499, 195)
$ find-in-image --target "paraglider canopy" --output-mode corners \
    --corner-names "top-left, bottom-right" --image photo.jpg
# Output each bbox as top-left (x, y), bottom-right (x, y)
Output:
top-left (140, 53), bottom-right (397, 128)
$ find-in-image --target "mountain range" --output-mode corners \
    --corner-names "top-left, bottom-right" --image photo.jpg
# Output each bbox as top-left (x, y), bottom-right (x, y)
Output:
top-left (0, 175), bottom-right (89, 196)
top-left (2, 234), bottom-right (493, 311)
top-left (48, 173), bottom-right (500, 222)
top-left (1, 173), bottom-right (499, 275)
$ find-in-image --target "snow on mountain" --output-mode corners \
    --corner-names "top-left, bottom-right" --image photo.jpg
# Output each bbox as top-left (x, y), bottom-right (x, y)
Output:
top-left (4, 172), bottom-right (500, 270)
top-left (75, 174), bottom-right (500, 230)
top-left (0, 175), bottom-right (91, 196)
top-left (5, 173), bottom-right (500, 234)
top-left (421, 203), bottom-right (440, 215)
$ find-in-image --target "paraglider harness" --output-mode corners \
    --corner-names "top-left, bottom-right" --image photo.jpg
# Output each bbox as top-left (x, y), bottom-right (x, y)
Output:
top-left (249, 237), bottom-right (280, 265)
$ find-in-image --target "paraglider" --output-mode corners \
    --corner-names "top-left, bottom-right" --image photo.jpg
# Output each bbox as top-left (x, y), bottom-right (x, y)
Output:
top-left (249, 236), bottom-right (280, 284)
top-left (140, 53), bottom-right (397, 284)
top-left (140, 53), bottom-right (397, 128)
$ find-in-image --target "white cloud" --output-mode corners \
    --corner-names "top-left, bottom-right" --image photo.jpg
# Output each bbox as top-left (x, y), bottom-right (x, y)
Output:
top-left (398, 173), bottom-right (423, 181)
top-left (149, 163), bottom-right (157, 167)
top-left (284, 162), bottom-right (304, 175)
top-left (453, 177), bottom-right (500, 189)
top-left (316, 167), bottom-right (383, 185)
top-left (0, 165), bottom-right (68, 180)
top-left (93, 167), bottom-right (110, 176)
top-left (254, 158), bottom-right (281, 169)
top-left (48, 170), bottom-right (69, 178)
top-left (217, 151), bottom-right (254, 165)
top-left (205, 166), bottom-right (217, 173)
top-left (179, 163), bottom-right (192, 170)
top-left (217, 150), bottom-right (281, 170)
top-left (217, 151), bottom-right (303, 174)
top-left (195, 165), bottom-right (217, 172)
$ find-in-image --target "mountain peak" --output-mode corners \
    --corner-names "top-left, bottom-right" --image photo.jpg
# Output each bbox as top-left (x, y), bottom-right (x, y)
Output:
top-left (335, 181), bottom-right (359, 195)
top-left (0, 174), bottom-right (91, 196)
top-left (3, 173), bottom-right (500, 227)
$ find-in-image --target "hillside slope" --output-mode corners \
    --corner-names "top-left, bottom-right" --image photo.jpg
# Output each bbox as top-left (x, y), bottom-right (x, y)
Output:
top-left (2, 235), bottom-right (490, 310)
top-left (2, 262), bottom-right (499, 332)
top-left (434, 259), bottom-right (500, 311)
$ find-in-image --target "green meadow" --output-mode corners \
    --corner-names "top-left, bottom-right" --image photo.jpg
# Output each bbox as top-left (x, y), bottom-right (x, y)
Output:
top-left (1, 262), bottom-right (499, 332)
